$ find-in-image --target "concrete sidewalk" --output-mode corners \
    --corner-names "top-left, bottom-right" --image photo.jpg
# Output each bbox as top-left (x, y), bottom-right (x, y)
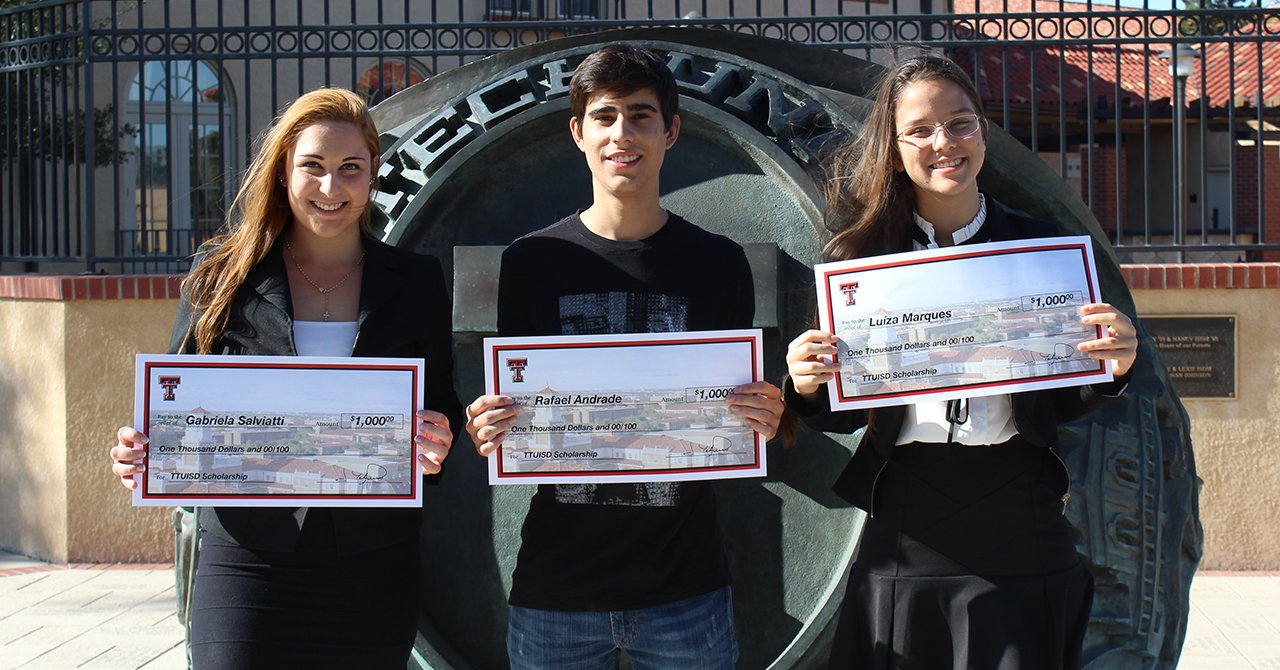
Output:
top-left (1180, 572), bottom-right (1280, 669)
top-left (0, 552), bottom-right (184, 670)
top-left (2, 550), bottom-right (1278, 669)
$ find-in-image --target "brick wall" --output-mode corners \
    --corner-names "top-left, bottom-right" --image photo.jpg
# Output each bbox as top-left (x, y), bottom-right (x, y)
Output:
top-left (1080, 144), bottom-right (1127, 231)
top-left (1122, 263), bottom-right (1280, 289)
top-left (3, 263), bottom-right (1276, 303)
top-left (1233, 146), bottom-right (1280, 262)
top-left (0, 275), bottom-right (182, 301)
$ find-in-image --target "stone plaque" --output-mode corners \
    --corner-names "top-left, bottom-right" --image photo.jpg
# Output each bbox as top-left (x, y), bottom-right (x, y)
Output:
top-left (1142, 315), bottom-right (1237, 398)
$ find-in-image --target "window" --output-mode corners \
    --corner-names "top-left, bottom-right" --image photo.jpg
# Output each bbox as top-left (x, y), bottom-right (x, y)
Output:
top-left (123, 61), bottom-right (234, 262)
top-left (356, 61), bottom-right (431, 106)
top-left (487, 0), bottom-right (598, 20)
top-left (558, 0), bottom-right (599, 18)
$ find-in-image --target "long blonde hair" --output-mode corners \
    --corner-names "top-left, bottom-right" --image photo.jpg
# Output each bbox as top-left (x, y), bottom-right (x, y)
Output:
top-left (822, 53), bottom-right (988, 262)
top-left (181, 88), bottom-right (380, 354)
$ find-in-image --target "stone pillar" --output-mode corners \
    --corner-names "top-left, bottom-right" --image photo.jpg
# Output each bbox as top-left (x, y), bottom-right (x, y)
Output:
top-left (0, 275), bottom-right (181, 563)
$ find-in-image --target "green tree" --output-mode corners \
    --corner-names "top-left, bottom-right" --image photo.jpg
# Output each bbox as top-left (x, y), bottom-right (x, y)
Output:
top-left (1179, 0), bottom-right (1260, 37)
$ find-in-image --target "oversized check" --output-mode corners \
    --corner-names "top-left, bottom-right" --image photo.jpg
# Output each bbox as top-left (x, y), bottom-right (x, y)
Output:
top-left (484, 330), bottom-right (766, 485)
top-left (815, 236), bottom-right (1113, 411)
top-left (132, 354), bottom-right (425, 507)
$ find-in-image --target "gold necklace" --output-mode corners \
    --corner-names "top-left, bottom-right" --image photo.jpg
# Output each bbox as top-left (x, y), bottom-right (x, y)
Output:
top-left (285, 238), bottom-right (365, 322)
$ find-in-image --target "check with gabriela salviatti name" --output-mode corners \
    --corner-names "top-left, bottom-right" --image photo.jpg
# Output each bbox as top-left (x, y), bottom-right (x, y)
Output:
top-left (132, 354), bottom-right (425, 507)
top-left (815, 236), bottom-right (1113, 411)
top-left (484, 330), bottom-right (766, 486)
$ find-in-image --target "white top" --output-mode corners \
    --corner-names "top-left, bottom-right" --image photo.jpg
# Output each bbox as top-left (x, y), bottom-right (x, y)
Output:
top-left (911, 193), bottom-right (988, 250)
top-left (899, 193), bottom-right (1016, 446)
top-left (895, 396), bottom-right (1020, 446)
top-left (293, 320), bottom-right (358, 357)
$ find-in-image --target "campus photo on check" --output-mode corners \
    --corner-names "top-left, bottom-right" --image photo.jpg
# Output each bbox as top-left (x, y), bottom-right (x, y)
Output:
top-left (133, 354), bottom-right (425, 508)
top-left (484, 330), bottom-right (766, 485)
top-left (816, 236), bottom-right (1114, 411)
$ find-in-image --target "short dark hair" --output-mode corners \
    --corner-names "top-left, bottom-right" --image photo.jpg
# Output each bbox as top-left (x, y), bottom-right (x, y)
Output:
top-left (570, 44), bottom-right (678, 131)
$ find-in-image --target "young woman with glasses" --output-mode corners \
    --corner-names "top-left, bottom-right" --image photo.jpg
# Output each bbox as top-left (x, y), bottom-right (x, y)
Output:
top-left (785, 54), bottom-right (1139, 669)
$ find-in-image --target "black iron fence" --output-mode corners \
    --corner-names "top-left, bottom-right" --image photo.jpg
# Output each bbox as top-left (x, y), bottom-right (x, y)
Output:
top-left (2, 0), bottom-right (1278, 272)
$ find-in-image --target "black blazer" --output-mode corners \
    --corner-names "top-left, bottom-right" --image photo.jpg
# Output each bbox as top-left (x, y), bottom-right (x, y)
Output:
top-left (786, 198), bottom-right (1129, 516)
top-left (168, 232), bottom-right (464, 554)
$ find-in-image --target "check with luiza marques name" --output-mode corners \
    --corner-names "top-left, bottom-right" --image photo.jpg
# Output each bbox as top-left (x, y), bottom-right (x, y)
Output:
top-left (815, 236), bottom-right (1114, 412)
top-left (132, 354), bottom-right (425, 507)
top-left (484, 330), bottom-right (766, 485)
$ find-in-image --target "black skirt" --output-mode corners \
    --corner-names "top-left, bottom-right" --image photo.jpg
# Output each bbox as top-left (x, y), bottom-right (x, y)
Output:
top-left (831, 439), bottom-right (1094, 670)
top-left (191, 509), bottom-right (421, 670)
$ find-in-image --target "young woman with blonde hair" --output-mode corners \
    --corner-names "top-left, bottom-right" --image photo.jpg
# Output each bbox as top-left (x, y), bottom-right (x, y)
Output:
top-left (109, 88), bottom-right (462, 669)
top-left (786, 54), bottom-right (1138, 669)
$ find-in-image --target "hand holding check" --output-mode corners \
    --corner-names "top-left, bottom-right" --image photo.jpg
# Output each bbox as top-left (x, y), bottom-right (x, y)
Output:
top-left (787, 302), bottom-right (1138, 400)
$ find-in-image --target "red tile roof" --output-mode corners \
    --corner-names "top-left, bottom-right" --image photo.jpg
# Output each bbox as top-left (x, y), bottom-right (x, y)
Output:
top-left (532, 461), bottom-right (594, 472)
top-left (173, 483), bottom-right (242, 495)
top-left (953, 42), bottom-right (1279, 109)
top-left (593, 433), bottom-right (706, 454)
top-left (947, 1), bottom-right (1280, 109)
top-left (1200, 41), bottom-right (1280, 108)
top-left (956, 0), bottom-right (1132, 14)
top-left (240, 457), bottom-right (362, 479)
top-left (931, 344), bottom-right (1042, 364)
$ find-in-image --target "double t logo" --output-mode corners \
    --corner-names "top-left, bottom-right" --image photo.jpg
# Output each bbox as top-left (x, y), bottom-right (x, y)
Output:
top-left (506, 359), bottom-right (528, 383)
top-left (839, 282), bottom-right (859, 306)
top-left (159, 376), bottom-right (181, 401)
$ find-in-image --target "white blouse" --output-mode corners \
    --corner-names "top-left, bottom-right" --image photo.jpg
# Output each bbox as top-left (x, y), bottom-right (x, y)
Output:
top-left (293, 320), bottom-right (358, 357)
top-left (911, 193), bottom-right (988, 250)
top-left (898, 193), bottom-right (1016, 446)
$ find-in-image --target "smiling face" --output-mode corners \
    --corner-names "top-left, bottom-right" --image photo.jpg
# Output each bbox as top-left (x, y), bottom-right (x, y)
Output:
top-left (284, 120), bottom-right (375, 243)
top-left (892, 77), bottom-right (987, 213)
top-left (569, 87), bottom-right (680, 205)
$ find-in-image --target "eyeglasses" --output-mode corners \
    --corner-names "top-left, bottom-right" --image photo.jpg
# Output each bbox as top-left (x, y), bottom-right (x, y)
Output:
top-left (896, 113), bottom-right (983, 146)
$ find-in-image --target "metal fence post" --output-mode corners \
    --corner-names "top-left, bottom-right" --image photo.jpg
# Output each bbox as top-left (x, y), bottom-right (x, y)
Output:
top-left (81, 0), bottom-right (95, 272)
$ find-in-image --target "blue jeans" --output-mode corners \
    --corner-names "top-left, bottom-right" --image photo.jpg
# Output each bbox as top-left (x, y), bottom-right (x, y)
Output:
top-left (506, 586), bottom-right (738, 670)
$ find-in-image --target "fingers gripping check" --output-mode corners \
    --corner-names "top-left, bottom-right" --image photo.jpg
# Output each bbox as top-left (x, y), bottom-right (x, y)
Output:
top-left (465, 395), bottom-right (522, 457)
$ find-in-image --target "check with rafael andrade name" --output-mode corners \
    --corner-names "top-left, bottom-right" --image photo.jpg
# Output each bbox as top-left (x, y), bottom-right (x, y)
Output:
top-left (133, 354), bottom-right (425, 508)
top-left (484, 330), bottom-right (766, 486)
top-left (815, 236), bottom-right (1113, 412)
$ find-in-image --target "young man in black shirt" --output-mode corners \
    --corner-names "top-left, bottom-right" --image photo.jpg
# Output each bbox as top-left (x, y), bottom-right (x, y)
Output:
top-left (465, 44), bottom-right (784, 669)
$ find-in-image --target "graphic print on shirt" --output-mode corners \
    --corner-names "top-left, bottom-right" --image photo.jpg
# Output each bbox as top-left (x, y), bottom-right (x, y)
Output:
top-left (554, 482), bottom-right (683, 507)
top-left (558, 292), bottom-right (690, 335)
top-left (553, 291), bottom-right (691, 507)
